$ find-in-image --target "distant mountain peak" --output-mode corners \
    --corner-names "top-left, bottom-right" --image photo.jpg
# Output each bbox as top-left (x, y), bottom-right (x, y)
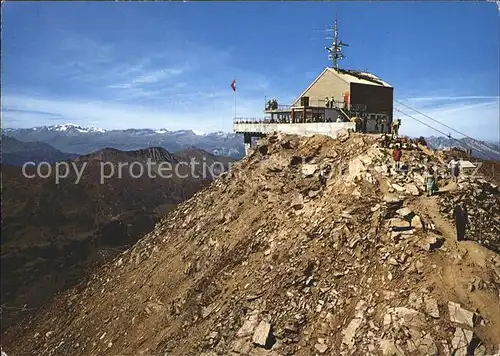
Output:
top-left (49, 123), bottom-right (106, 133)
top-left (1, 126), bottom-right (245, 159)
top-left (154, 128), bottom-right (169, 134)
top-left (76, 146), bottom-right (179, 164)
top-left (424, 136), bottom-right (500, 161)
top-left (1, 135), bottom-right (79, 165)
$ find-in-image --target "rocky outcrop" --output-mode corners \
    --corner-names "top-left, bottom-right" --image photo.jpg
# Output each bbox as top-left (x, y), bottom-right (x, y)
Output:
top-left (439, 179), bottom-right (500, 253)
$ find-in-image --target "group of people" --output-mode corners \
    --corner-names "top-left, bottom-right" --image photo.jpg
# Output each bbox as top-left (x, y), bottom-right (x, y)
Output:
top-left (423, 156), bottom-right (462, 196)
top-left (392, 143), bottom-right (437, 196)
top-left (303, 116), bottom-right (341, 123)
top-left (375, 117), bottom-right (388, 133)
top-left (375, 117), bottom-right (401, 136)
top-left (391, 146), bottom-right (462, 194)
top-left (265, 99), bottom-right (403, 137)
top-left (265, 99), bottom-right (278, 111)
top-left (390, 145), bottom-right (469, 241)
top-left (391, 118), bottom-right (401, 137)
top-left (350, 114), bottom-right (367, 132)
top-left (311, 139), bottom-right (470, 243)
top-left (267, 117), bottom-right (290, 124)
top-left (325, 96), bottom-right (336, 108)
top-left (344, 115), bottom-right (401, 135)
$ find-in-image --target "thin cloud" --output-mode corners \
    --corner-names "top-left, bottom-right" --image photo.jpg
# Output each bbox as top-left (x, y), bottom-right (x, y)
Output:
top-left (107, 84), bottom-right (134, 89)
top-left (399, 96), bottom-right (499, 102)
top-left (1, 108), bottom-right (64, 117)
top-left (396, 98), bottom-right (499, 142)
top-left (109, 67), bottom-right (190, 90)
top-left (47, 35), bottom-right (226, 103)
top-left (3, 21), bottom-right (259, 119)
top-left (134, 68), bottom-right (186, 84)
top-left (1, 93), bottom-right (266, 133)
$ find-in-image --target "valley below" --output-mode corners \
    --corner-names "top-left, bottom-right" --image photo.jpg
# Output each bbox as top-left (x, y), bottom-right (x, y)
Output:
top-left (0, 145), bottom-right (233, 331)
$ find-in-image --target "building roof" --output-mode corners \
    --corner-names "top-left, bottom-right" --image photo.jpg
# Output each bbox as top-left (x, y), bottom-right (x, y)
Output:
top-left (292, 67), bottom-right (392, 106)
top-left (334, 68), bottom-right (392, 87)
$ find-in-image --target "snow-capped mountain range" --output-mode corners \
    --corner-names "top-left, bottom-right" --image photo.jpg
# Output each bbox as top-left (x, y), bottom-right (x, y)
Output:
top-left (2, 124), bottom-right (220, 137)
top-left (2, 124), bottom-right (243, 159)
top-left (51, 123), bottom-right (107, 133)
top-left (424, 136), bottom-right (500, 161)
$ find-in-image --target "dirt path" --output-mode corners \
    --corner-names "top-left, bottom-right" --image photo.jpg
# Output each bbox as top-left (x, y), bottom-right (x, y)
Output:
top-left (409, 194), bottom-right (500, 346)
top-left (439, 181), bottom-right (457, 192)
top-left (377, 173), bottom-right (500, 348)
top-left (377, 173), bottom-right (478, 258)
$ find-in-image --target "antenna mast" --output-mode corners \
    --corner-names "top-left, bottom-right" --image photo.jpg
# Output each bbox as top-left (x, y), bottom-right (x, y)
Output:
top-left (325, 16), bottom-right (348, 71)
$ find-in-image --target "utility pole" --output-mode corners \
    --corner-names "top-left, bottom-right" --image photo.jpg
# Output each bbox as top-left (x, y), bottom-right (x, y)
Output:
top-left (325, 16), bottom-right (349, 71)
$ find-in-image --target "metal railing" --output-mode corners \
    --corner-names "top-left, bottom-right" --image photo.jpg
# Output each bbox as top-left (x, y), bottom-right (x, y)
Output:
top-left (264, 104), bottom-right (292, 111)
top-left (264, 100), bottom-right (352, 111)
top-left (233, 117), bottom-right (350, 124)
top-left (233, 117), bottom-right (273, 124)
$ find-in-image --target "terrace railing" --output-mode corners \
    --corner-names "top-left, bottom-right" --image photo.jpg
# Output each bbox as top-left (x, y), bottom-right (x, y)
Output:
top-left (233, 117), bottom-right (273, 124)
top-left (264, 104), bottom-right (292, 111)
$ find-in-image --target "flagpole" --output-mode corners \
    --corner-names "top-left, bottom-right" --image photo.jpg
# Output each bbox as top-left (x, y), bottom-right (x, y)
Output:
top-left (231, 78), bottom-right (236, 120)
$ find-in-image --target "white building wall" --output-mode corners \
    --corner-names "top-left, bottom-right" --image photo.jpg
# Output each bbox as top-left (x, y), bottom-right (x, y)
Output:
top-left (233, 122), bottom-right (355, 139)
top-left (292, 69), bottom-right (350, 107)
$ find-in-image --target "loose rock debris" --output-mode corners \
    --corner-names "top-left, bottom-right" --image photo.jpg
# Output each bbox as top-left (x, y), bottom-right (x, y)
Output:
top-left (2, 133), bottom-right (499, 356)
top-left (440, 179), bottom-right (500, 253)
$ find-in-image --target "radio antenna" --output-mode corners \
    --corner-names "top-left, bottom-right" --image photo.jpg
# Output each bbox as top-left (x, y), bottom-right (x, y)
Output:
top-left (324, 15), bottom-right (349, 70)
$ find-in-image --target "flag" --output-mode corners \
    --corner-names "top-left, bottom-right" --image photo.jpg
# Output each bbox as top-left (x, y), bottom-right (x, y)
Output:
top-left (230, 79), bottom-right (236, 92)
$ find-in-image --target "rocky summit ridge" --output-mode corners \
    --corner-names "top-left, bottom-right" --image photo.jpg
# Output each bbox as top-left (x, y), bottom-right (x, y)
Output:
top-left (2, 132), bottom-right (500, 356)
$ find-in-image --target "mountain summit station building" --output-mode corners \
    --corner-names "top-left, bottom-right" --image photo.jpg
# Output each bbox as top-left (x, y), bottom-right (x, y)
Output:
top-left (233, 67), bottom-right (394, 153)
top-left (234, 18), bottom-right (394, 153)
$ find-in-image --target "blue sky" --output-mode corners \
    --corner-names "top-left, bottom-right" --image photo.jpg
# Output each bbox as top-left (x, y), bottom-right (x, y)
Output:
top-left (2, 1), bottom-right (499, 141)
